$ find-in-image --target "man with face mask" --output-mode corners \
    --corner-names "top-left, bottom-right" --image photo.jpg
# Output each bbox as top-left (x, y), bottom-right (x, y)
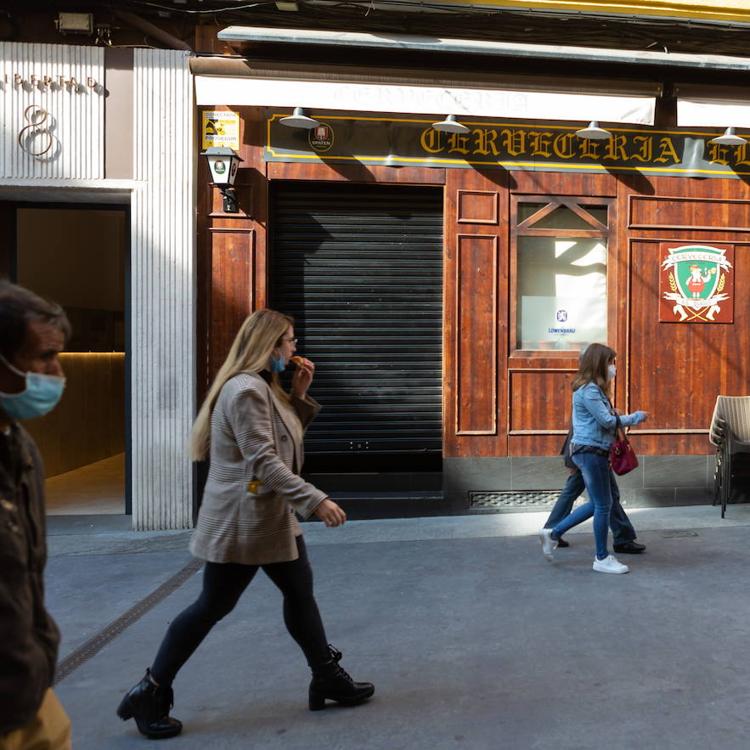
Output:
top-left (0, 281), bottom-right (71, 750)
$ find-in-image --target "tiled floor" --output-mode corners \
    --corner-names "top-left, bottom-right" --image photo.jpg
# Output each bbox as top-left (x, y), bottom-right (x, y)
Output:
top-left (51, 507), bottom-right (750, 750)
top-left (46, 453), bottom-right (125, 515)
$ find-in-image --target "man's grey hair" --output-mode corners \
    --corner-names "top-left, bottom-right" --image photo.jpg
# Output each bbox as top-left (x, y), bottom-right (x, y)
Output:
top-left (0, 281), bottom-right (71, 360)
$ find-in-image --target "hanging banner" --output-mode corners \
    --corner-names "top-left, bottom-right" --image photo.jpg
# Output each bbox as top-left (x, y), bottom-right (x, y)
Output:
top-left (266, 114), bottom-right (750, 179)
top-left (659, 243), bottom-right (734, 323)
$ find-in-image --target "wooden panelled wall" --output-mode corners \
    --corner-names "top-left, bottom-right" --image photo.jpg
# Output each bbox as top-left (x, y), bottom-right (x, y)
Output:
top-left (200, 109), bottom-right (750, 458)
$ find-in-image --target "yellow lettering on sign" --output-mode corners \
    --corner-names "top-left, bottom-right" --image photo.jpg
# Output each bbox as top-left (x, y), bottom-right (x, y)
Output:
top-left (706, 142), bottom-right (729, 165)
top-left (295, 121), bottom-right (702, 173)
top-left (604, 135), bottom-right (629, 161)
top-left (529, 131), bottom-right (554, 158)
top-left (734, 144), bottom-right (750, 167)
top-left (420, 127), bottom-right (444, 154)
top-left (447, 133), bottom-right (470, 154)
top-left (630, 135), bottom-right (653, 163)
top-left (499, 129), bottom-right (526, 157)
top-left (472, 129), bottom-right (500, 156)
top-left (654, 137), bottom-right (680, 164)
top-left (552, 133), bottom-right (576, 159)
top-left (578, 139), bottom-right (602, 160)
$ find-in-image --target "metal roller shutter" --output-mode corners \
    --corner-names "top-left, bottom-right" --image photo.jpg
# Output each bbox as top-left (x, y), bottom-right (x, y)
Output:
top-left (270, 182), bottom-right (443, 461)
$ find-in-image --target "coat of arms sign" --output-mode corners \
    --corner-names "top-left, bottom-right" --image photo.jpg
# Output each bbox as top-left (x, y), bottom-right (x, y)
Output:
top-left (659, 243), bottom-right (734, 323)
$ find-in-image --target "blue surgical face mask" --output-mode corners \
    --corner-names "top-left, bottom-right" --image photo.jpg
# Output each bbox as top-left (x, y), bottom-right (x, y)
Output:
top-left (270, 354), bottom-right (287, 374)
top-left (0, 354), bottom-right (66, 420)
top-left (608, 363), bottom-right (617, 380)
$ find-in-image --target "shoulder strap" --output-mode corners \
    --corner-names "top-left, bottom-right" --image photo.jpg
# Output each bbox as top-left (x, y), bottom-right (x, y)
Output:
top-left (614, 413), bottom-right (627, 440)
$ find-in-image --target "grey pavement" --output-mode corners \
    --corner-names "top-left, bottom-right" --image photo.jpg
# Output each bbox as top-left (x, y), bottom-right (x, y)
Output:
top-left (47, 503), bottom-right (750, 749)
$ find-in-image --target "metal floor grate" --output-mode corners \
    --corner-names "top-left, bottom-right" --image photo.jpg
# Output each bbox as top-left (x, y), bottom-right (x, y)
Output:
top-left (469, 490), bottom-right (561, 512)
top-left (54, 558), bottom-right (202, 684)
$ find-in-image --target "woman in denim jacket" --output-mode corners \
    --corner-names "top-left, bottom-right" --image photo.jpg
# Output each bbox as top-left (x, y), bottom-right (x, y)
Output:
top-left (539, 343), bottom-right (647, 574)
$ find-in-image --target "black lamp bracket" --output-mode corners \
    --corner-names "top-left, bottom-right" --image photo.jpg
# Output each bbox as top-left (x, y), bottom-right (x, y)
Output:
top-left (218, 186), bottom-right (238, 213)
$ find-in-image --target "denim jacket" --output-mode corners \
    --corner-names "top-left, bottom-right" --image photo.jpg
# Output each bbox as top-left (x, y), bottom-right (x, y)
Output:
top-left (571, 382), bottom-right (644, 451)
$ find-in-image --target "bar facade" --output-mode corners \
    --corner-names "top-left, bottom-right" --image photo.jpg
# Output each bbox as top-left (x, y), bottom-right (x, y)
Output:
top-left (196, 80), bottom-right (749, 512)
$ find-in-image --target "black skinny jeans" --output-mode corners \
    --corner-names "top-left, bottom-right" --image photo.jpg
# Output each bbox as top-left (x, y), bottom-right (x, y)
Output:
top-left (151, 536), bottom-right (329, 686)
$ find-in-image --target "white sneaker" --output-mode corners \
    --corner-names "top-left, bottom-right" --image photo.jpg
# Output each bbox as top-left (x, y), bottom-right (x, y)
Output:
top-left (538, 528), bottom-right (557, 560)
top-left (592, 555), bottom-right (630, 574)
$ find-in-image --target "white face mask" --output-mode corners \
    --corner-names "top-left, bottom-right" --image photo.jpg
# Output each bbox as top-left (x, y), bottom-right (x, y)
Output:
top-left (608, 363), bottom-right (617, 380)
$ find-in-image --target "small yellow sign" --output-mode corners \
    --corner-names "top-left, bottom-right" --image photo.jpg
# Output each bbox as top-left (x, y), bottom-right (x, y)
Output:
top-left (201, 110), bottom-right (240, 150)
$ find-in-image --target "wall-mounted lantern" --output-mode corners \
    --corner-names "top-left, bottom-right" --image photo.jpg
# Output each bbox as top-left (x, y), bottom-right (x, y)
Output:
top-left (201, 147), bottom-right (243, 213)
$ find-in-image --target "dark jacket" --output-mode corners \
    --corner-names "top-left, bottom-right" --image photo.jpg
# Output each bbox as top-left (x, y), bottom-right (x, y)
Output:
top-left (0, 423), bottom-right (60, 734)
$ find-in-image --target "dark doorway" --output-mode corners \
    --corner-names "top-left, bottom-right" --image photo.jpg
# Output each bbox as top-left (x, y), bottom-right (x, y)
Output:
top-left (270, 182), bottom-right (443, 483)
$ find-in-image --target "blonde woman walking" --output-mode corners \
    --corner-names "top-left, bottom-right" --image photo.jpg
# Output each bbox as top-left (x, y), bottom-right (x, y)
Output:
top-left (117, 309), bottom-right (374, 739)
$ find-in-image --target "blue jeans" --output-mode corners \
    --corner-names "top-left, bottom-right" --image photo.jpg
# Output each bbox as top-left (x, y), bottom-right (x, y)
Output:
top-left (544, 469), bottom-right (636, 545)
top-left (551, 452), bottom-right (613, 560)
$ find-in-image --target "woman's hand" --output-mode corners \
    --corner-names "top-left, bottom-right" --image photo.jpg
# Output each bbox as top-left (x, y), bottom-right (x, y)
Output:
top-left (313, 498), bottom-right (347, 527)
top-left (633, 410), bottom-right (649, 424)
top-left (291, 357), bottom-right (315, 399)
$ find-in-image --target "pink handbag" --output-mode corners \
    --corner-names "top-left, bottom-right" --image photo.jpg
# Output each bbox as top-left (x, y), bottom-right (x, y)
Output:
top-left (610, 415), bottom-right (639, 475)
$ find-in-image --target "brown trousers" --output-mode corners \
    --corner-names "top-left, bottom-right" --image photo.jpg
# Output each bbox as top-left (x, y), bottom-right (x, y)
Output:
top-left (0, 690), bottom-right (71, 750)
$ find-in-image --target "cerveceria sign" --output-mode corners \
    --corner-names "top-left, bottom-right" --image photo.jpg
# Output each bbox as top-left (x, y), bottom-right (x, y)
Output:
top-left (266, 115), bottom-right (750, 178)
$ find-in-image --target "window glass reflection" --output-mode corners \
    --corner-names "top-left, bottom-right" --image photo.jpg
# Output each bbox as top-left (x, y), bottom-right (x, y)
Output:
top-left (517, 236), bottom-right (607, 350)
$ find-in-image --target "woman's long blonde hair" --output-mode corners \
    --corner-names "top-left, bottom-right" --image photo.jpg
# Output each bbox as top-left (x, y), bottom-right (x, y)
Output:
top-left (572, 343), bottom-right (616, 395)
top-left (190, 309), bottom-right (294, 460)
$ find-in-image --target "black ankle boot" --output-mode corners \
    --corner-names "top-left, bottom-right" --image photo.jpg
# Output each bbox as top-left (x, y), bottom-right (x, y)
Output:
top-left (117, 669), bottom-right (183, 739)
top-left (309, 645), bottom-right (374, 711)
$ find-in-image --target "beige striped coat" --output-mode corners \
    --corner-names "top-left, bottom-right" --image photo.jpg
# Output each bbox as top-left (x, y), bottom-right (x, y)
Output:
top-left (190, 372), bottom-right (327, 565)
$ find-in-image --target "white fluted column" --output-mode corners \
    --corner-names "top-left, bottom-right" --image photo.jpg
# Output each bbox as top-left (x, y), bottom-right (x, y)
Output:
top-left (131, 49), bottom-right (194, 530)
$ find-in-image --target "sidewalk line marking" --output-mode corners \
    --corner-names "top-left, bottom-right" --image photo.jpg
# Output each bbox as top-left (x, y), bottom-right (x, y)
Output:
top-left (54, 558), bottom-right (202, 684)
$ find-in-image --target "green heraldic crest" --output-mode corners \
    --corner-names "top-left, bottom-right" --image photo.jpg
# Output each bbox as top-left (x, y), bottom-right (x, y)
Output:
top-left (659, 244), bottom-right (734, 323)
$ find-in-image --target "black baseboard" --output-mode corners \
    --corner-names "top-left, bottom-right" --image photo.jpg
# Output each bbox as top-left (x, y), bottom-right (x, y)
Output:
top-left (310, 491), bottom-right (454, 520)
